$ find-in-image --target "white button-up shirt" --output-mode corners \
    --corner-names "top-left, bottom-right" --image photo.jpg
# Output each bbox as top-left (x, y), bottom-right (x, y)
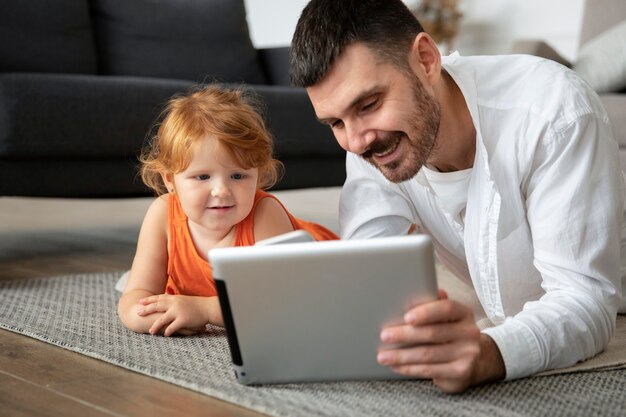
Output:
top-left (339, 53), bottom-right (626, 379)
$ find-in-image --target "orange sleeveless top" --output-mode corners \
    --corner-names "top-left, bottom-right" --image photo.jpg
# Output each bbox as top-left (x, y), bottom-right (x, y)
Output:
top-left (165, 189), bottom-right (338, 296)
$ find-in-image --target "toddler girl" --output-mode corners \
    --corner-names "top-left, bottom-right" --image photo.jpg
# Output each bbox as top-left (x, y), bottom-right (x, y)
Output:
top-left (118, 85), bottom-right (338, 336)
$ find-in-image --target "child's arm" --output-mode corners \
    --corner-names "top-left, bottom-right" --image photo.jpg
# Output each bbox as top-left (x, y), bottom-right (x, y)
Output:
top-left (139, 196), bottom-right (294, 334)
top-left (118, 197), bottom-right (173, 333)
top-left (118, 196), bottom-right (223, 335)
top-left (252, 197), bottom-right (296, 241)
top-left (136, 293), bottom-right (223, 333)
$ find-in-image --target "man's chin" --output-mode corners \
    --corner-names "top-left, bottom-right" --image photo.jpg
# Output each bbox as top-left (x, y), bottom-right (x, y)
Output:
top-left (373, 160), bottom-right (420, 183)
top-left (361, 153), bottom-right (421, 183)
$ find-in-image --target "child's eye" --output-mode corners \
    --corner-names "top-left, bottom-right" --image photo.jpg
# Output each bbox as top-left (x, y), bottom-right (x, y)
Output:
top-left (195, 174), bottom-right (210, 181)
top-left (231, 173), bottom-right (245, 180)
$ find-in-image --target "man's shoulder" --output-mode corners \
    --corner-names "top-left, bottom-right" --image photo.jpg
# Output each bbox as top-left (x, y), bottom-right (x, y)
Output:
top-left (446, 53), bottom-right (604, 130)
top-left (444, 52), bottom-right (565, 77)
top-left (445, 53), bottom-right (578, 100)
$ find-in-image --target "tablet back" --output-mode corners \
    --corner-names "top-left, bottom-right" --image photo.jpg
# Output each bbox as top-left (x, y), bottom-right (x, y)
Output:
top-left (209, 235), bottom-right (438, 385)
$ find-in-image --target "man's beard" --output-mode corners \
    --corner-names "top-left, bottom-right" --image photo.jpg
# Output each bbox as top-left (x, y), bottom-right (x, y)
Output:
top-left (362, 74), bottom-right (440, 183)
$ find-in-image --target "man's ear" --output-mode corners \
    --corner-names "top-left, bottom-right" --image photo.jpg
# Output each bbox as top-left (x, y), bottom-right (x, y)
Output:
top-left (162, 173), bottom-right (175, 193)
top-left (407, 32), bottom-right (442, 86)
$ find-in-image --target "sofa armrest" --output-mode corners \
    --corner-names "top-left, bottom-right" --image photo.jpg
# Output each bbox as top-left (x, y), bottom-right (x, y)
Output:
top-left (510, 40), bottom-right (572, 68)
top-left (257, 47), bottom-right (291, 86)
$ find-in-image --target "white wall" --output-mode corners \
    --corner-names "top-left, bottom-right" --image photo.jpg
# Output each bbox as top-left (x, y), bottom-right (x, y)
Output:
top-left (244, 0), bottom-right (308, 48)
top-left (245, 0), bottom-right (585, 61)
top-left (453, 0), bottom-right (585, 61)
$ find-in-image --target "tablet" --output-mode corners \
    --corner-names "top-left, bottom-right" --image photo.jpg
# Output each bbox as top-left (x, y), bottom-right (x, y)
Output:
top-left (254, 229), bottom-right (314, 246)
top-left (209, 234), bottom-right (438, 385)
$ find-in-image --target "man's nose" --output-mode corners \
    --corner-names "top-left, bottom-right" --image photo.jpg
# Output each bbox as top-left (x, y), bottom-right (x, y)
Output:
top-left (344, 121), bottom-right (376, 155)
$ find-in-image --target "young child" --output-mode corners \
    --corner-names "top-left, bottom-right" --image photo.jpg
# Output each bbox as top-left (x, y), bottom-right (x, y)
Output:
top-left (118, 85), bottom-right (338, 336)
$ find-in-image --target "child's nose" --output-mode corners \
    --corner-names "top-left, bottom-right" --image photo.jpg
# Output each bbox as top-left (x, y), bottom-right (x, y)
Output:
top-left (211, 181), bottom-right (231, 197)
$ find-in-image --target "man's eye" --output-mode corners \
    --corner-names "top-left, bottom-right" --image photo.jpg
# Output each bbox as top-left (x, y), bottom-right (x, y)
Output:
top-left (362, 100), bottom-right (377, 111)
top-left (195, 174), bottom-right (210, 181)
top-left (331, 120), bottom-right (344, 129)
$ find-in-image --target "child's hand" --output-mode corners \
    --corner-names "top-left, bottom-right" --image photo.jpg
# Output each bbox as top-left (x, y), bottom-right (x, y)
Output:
top-left (137, 294), bottom-right (221, 336)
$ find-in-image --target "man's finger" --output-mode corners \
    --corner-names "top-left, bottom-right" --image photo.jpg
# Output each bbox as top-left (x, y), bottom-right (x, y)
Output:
top-left (390, 360), bottom-right (475, 393)
top-left (378, 339), bottom-right (480, 367)
top-left (403, 298), bottom-right (473, 326)
top-left (381, 319), bottom-right (479, 346)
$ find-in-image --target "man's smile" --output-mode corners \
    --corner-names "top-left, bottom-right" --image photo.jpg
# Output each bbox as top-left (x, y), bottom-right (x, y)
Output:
top-left (363, 132), bottom-right (404, 166)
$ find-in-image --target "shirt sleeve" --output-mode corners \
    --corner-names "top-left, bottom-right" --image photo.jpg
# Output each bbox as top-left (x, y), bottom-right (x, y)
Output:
top-left (339, 153), bottom-right (417, 239)
top-left (484, 113), bottom-right (625, 379)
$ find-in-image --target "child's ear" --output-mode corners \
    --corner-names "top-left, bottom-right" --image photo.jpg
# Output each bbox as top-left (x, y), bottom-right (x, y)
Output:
top-left (162, 173), bottom-right (175, 193)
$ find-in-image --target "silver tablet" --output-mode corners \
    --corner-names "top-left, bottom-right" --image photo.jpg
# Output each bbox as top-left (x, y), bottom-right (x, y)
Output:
top-left (254, 229), bottom-right (314, 246)
top-left (209, 234), bottom-right (438, 385)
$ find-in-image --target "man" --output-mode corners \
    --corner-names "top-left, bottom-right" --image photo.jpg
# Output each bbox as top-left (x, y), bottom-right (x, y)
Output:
top-left (290, 0), bottom-right (626, 393)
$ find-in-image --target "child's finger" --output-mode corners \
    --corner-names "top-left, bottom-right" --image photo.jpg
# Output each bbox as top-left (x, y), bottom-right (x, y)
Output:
top-left (139, 294), bottom-right (167, 305)
top-left (149, 313), bottom-right (173, 335)
top-left (163, 319), bottom-right (184, 337)
top-left (138, 298), bottom-right (169, 316)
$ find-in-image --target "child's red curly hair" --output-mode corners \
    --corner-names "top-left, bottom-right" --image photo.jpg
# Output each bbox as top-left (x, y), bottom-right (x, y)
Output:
top-left (140, 85), bottom-right (283, 195)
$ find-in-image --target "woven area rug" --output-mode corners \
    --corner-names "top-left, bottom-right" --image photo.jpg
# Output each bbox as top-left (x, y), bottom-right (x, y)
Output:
top-left (1, 272), bottom-right (625, 417)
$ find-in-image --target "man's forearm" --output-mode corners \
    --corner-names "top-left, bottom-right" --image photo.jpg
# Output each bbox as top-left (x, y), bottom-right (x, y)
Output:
top-left (473, 333), bottom-right (506, 385)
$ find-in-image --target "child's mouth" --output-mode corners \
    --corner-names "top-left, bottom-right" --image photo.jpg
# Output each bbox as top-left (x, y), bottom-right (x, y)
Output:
top-left (208, 205), bottom-right (234, 211)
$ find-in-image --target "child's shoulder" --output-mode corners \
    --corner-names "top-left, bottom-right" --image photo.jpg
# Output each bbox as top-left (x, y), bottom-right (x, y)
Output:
top-left (143, 194), bottom-right (170, 223)
top-left (255, 193), bottom-right (285, 213)
top-left (253, 190), bottom-right (289, 218)
top-left (149, 193), bottom-right (169, 209)
top-left (252, 193), bottom-right (294, 240)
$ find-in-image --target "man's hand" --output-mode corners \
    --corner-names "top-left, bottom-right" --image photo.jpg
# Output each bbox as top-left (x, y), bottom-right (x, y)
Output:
top-left (137, 294), bottom-right (223, 336)
top-left (376, 289), bottom-right (505, 393)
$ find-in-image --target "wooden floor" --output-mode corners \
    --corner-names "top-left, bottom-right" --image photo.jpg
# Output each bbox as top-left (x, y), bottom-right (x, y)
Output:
top-left (0, 196), bottom-right (265, 417)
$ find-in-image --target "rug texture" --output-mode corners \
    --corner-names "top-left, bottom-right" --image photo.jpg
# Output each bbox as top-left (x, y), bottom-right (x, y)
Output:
top-left (1, 272), bottom-right (625, 417)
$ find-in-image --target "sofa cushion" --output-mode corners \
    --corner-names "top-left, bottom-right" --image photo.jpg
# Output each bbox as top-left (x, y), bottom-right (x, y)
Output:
top-left (0, 74), bottom-right (342, 159)
top-left (600, 94), bottom-right (626, 146)
top-left (573, 20), bottom-right (626, 93)
top-left (0, 73), bottom-right (193, 158)
top-left (0, 0), bottom-right (97, 74)
top-left (91, 0), bottom-right (267, 84)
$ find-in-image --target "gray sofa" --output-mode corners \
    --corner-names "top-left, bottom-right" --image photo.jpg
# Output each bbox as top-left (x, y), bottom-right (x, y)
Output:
top-left (511, 0), bottom-right (626, 168)
top-left (0, 0), bottom-right (345, 197)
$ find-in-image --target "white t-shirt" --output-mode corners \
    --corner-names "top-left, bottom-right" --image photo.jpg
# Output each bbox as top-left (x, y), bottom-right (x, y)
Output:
top-left (339, 53), bottom-right (626, 379)
top-left (421, 165), bottom-right (472, 230)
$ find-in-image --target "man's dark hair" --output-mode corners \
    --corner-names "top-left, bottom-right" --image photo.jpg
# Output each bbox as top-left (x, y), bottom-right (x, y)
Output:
top-left (290, 0), bottom-right (424, 87)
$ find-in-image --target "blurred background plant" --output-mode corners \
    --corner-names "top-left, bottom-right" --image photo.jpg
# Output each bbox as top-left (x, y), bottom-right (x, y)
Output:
top-left (411, 0), bottom-right (463, 53)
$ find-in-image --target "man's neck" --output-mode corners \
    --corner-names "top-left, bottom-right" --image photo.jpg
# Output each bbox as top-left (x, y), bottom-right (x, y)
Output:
top-left (428, 71), bottom-right (476, 173)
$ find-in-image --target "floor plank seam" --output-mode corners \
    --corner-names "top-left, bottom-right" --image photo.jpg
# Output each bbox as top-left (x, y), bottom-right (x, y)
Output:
top-left (0, 369), bottom-right (127, 417)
